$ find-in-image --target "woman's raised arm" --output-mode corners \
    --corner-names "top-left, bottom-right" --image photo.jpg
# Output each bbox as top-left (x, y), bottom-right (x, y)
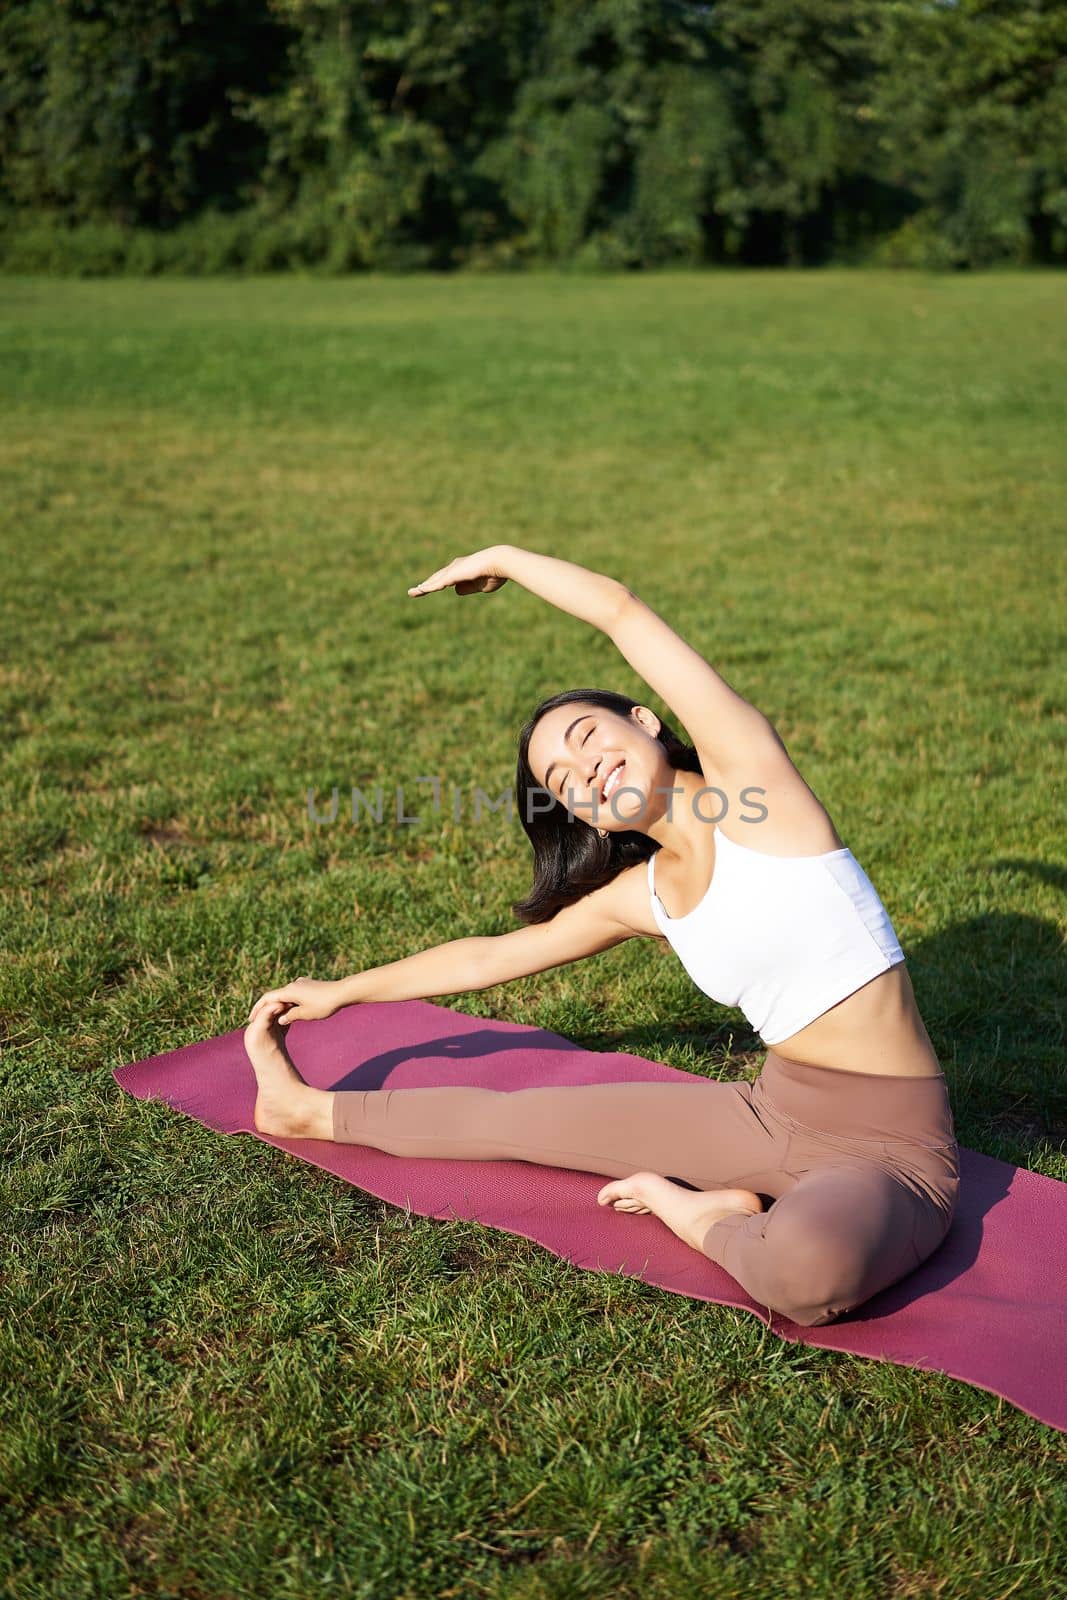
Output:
top-left (408, 544), bottom-right (629, 635)
top-left (408, 544), bottom-right (780, 777)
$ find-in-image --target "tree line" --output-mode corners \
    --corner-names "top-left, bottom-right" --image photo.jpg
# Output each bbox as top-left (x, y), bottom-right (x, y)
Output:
top-left (1, 0), bottom-right (1064, 273)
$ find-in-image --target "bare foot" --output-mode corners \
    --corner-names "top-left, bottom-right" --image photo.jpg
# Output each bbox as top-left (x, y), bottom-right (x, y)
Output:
top-left (243, 1001), bottom-right (333, 1139)
top-left (597, 1171), bottom-right (763, 1254)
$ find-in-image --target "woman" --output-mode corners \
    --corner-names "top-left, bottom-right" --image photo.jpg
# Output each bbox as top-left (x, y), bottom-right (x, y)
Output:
top-left (245, 545), bottom-right (959, 1328)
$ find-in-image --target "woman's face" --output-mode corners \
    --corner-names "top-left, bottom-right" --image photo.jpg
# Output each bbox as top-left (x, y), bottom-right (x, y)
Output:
top-left (527, 703), bottom-right (667, 832)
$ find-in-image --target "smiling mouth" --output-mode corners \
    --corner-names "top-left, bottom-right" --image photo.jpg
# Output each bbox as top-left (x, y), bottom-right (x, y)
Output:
top-left (600, 760), bottom-right (625, 802)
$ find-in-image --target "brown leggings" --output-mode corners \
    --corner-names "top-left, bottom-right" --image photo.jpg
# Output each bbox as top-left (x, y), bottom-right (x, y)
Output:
top-left (331, 1048), bottom-right (961, 1327)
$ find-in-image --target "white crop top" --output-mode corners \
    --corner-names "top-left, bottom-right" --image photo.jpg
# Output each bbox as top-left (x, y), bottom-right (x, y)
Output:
top-left (647, 826), bottom-right (906, 1046)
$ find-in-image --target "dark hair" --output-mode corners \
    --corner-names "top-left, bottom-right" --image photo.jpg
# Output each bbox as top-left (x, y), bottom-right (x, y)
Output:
top-left (511, 687), bottom-right (704, 925)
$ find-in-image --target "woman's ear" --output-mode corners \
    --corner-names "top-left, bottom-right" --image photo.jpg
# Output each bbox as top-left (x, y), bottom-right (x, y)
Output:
top-left (632, 705), bottom-right (661, 738)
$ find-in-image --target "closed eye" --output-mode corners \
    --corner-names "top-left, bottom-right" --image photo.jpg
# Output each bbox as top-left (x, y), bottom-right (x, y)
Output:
top-left (556, 723), bottom-right (594, 797)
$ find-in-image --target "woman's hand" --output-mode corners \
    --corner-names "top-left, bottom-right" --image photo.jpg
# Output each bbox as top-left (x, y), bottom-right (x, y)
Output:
top-left (407, 546), bottom-right (511, 597)
top-left (247, 977), bottom-right (344, 1028)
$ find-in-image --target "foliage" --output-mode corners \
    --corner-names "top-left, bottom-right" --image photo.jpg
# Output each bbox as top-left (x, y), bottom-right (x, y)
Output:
top-left (860, 0), bottom-right (1067, 267)
top-left (0, 0), bottom-right (1063, 270)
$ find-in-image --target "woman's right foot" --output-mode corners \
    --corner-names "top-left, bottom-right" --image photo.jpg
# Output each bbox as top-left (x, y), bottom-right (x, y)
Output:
top-left (243, 1003), bottom-right (334, 1140)
top-left (597, 1172), bottom-right (763, 1254)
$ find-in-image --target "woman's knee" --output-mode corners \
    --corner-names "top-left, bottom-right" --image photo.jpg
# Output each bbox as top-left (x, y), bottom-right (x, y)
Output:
top-left (757, 1178), bottom-right (946, 1324)
top-left (752, 1196), bottom-right (889, 1325)
top-left (761, 1233), bottom-right (866, 1324)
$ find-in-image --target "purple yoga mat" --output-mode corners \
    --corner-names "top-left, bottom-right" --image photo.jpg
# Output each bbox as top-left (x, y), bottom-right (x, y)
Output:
top-left (113, 998), bottom-right (1067, 1434)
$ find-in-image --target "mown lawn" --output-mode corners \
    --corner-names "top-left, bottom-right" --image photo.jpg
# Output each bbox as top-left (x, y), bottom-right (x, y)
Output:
top-left (1, 269), bottom-right (1065, 1598)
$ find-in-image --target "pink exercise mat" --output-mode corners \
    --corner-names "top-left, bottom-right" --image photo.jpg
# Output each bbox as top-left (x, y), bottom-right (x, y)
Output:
top-left (112, 998), bottom-right (1067, 1434)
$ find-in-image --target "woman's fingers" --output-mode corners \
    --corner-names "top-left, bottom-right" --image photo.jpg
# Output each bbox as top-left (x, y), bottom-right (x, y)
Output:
top-left (248, 976), bottom-right (313, 1022)
top-left (247, 998), bottom-right (293, 1028)
top-left (455, 574), bottom-right (507, 595)
top-left (248, 990), bottom-right (283, 1022)
top-left (408, 563), bottom-right (456, 595)
top-left (408, 551), bottom-right (507, 597)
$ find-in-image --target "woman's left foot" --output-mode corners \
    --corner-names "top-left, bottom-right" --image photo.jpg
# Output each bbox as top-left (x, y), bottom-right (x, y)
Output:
top-left (243, 1002), bottom-right (334, 1139)
top-left (597, 1171), bottom-right (763, 1253)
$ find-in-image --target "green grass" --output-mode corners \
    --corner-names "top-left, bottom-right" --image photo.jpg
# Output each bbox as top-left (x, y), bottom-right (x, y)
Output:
top-left (1, 269), bottom-right (1065, 1598)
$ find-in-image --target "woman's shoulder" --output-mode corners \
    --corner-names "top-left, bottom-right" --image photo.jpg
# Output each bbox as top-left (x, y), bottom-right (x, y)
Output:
top-left (604, 858), bottom-right (668, 941)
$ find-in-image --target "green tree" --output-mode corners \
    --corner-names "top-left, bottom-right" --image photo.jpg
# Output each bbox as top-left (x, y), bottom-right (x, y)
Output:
top-left (1, 0), bottom-right (1063, 271)
top-left (230, 0), bottom-right (539, 267)
top-left (860, 0), bottom-right (1067, 266)
top-left (0, 0), bottom-right (290, 226)
top-left (706, 0), bottom-right (882, 265)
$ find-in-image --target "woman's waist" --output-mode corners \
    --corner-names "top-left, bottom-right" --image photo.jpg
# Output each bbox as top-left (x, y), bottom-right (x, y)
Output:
top-left (754, 1048), bottom-right (958, 1149)
top-left (765, 964), bottom-right (943, 1079)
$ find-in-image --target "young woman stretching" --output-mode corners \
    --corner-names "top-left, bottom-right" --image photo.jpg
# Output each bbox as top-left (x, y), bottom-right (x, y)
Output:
top-left (245, 546), bottom-right (959, 1328)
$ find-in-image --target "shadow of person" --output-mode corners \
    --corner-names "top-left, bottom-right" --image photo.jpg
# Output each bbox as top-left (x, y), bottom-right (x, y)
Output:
top-left (329, 1024), bottom-right (586, 1093)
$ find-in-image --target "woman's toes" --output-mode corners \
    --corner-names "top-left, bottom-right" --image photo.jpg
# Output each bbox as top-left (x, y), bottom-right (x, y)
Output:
top-left (244, 1001), bottom-right (287, 1053)
top-left (597, 1172), bottom-right (660, 1212)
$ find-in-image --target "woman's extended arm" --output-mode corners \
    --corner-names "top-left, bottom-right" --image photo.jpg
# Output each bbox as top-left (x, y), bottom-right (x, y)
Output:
top-left (248, 882), bottom-right (635, 1024)
top-left (407, 543), bottom-right (783, 777)
top-left (493, 545), bottom-right (630, 633)
top-left (247, 939), bottom-right (491, 1024)
top-left (334, 938), bottom-right (492, 1005)
top-left (409, 544), bottom-right (628, 634)
top-left (497, 547), bottom-right (782, 775)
